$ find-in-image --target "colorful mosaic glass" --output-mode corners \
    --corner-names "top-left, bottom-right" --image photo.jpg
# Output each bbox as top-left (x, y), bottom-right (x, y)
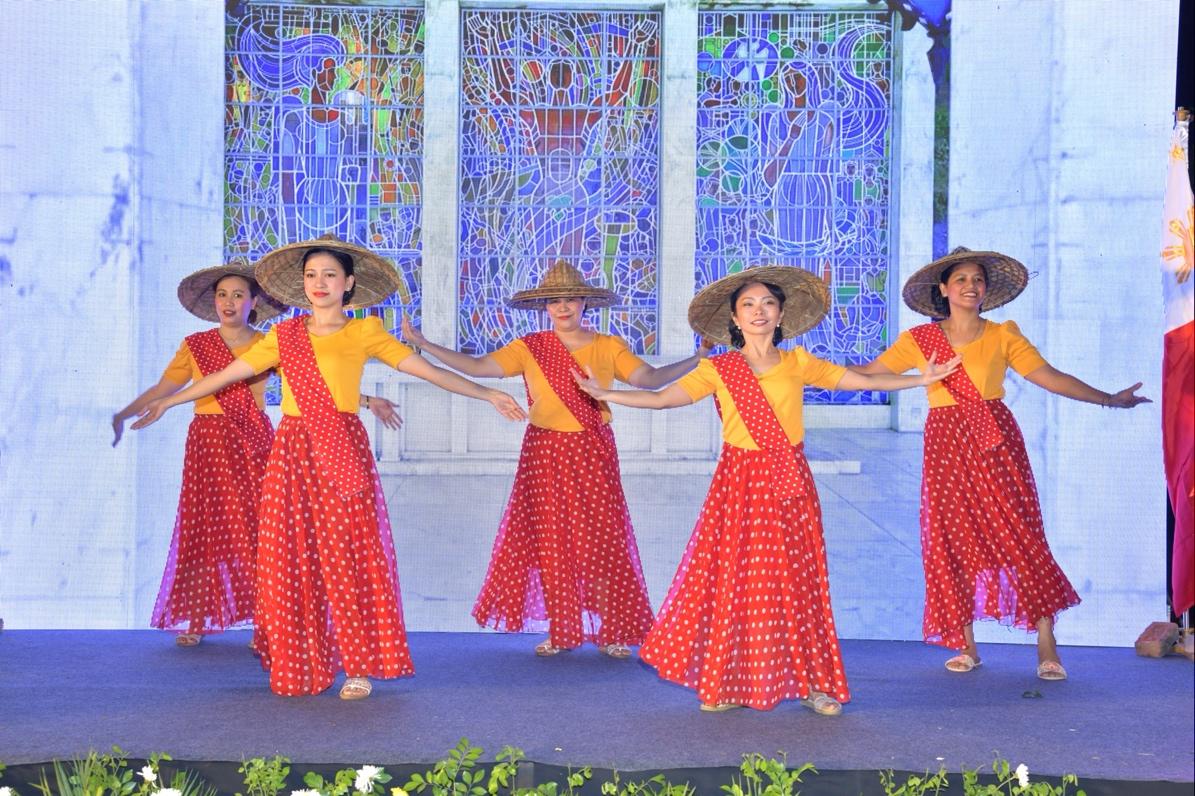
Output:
top-left (458, 9), bottom-right (661, 354)
top-left (224, 1), bottom-right (424, 351)
top-left (697, 10), bottom-right (894, 403)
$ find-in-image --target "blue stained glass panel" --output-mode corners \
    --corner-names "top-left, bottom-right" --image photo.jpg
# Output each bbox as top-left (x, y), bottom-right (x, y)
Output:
top-left (697, 10), bottom-right (895, 404)
top-left (458, 9), bottom-right (661, 354)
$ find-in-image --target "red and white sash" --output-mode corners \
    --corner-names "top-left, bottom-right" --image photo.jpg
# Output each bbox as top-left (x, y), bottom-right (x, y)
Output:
top-left (185, 328), bottom-right (273, 456)
top-left (275, 317), bottom-right (369, 499)
top-left (710, 350), bottom-right (805, 499)
top-left (909, 322), bottom-right (1004, 450)
top-left (521, 331), bottom-right (618, 455)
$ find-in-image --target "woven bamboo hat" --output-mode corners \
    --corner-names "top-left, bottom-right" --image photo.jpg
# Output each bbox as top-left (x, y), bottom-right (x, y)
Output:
top-left (506, 260), bottom-right (620, 310)
top-left (176, 260), bottom-right (284, 324)
top-left (253, 234), bottom-right (403, 310)
top-left (902, 246), bottom-right (1029, 317)
top-left (687, 265), bottom-right (830, 345)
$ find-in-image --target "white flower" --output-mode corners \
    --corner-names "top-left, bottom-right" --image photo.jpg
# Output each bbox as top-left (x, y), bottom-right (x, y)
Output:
top-left (354, 765), bottom-right (383, 793)
top-left (139, 766), bottom-right (158, 784)
top-left (157, 789), bottom-right (183, 796)
top-left (1014, 764), bottom-right (1030, 788)
top-left (0, 786), bottom-right (15, 796)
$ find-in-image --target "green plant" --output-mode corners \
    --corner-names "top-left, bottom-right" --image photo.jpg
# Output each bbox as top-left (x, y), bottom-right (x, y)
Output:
top-left (720, 754), bottom-right (816, 796)
top-left (879, 767), bottom-right (949, 796)
top-left (238, 756), bottom-right (291, 796)
top-left (403, 738), bottom-right (492, 796)
top-left (961, 761), bottom-right (1085, 796)
top-left (32, 747), bottom-right (136, 796)
top-left (512, 768), bottom-right (590, 796)
top-left (600, 771), bottom-right (694, 796)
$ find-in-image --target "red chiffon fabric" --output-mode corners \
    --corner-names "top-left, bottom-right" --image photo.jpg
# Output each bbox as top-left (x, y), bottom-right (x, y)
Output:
top-left (151, 413), bottom-right (269, 634)
top-left (254, 414), bottom-right (413, 696)
top-left (641, 443), bottom-right (850, 710)
top-left (472, 424), bottom-right (654, 648)
top-left (921, 400), bottom-right (1080, 648)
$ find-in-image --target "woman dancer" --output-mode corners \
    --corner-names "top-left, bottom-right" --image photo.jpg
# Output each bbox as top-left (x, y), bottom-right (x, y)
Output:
top-left (575, 267), bottom-right (959, 713)
top-left (135, 236), bottom-right (525, 698)
top-left (403, 261), bottom-right (709, 657)
top-left (851, 247), bottom-right (1147, 680)
top-left (113, 263), bottom-right (400, 647)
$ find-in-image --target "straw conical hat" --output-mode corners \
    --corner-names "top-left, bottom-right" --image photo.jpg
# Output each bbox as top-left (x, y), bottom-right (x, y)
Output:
top-left (506, 261), bottom-right (620, 310)
top-left (253, 234), bottom-right (403, 310)
top-left (687, 265), bottom-right (830, 345)
top-left (176, 260), bottom-right (285, 323)
top-left (902, 246), bottom-right (1029, 317)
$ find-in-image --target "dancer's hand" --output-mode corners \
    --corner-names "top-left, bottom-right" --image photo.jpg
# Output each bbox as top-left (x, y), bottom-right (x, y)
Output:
top-left (111, 413), bottom-right (128, 447)
top-left (367, 396), bottom-right (403, 430)
top-left (401, 314), bottom-right (429, 349)
top-left (921, 352), bottom-right (963, 385)
top-left (1104, 383), bottom-right (1151, 408)
top-left (697, 337), bottom-right (714, 357)
top-left (573, 366), bottom-right (612, 400)
top-left (487, 389), bottom-right (527, 421)
top-left (132, 398), bottom-right (171, 430)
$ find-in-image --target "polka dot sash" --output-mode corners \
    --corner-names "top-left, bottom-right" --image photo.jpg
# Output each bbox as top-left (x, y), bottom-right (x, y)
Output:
top-left (275, 317), bottom-right (369, 499)
top-left (186, 328), bottom-right (273, 456)
top-left (710, 351), bottom-right (805, 500)
top-left (522, 331), bottom-right (611, 445)
top-left (910, 323), bottom-right (1004, 451)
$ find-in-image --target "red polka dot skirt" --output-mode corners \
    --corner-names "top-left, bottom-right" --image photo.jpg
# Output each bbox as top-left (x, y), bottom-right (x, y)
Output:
top-left (921, 400), bottom-right (1080, 649)
top-left (641, 442), bottom-right (850, 710)
top-left (151, 413), bottom-right (268, 635)
top-left (254, 414), bottom-right (413, 696)
top-left (472, 425), bottom-right (654, 648)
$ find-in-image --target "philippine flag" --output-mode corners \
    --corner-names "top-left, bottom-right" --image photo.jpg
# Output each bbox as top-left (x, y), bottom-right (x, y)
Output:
top-left (1161, 111), bottom-right (1195, 616)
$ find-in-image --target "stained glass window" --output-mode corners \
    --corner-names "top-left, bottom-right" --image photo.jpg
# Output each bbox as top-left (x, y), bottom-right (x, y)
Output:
top-left (458, 9), bottom-right (661, 354)
top-left (697, 10), bottom-right (894, 403)
top-left (224, 1), bottom-right (424, 341)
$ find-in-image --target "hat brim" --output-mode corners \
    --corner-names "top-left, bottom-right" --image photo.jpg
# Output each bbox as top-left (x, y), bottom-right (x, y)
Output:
top-left (687, 265), bottom-right (830, 345)
top-left (176, 263), bottom-right (285, 324)
top-left (901, 250), bottom-right (1029, 317)
top-left (253, 238), bottom-right (403, 310)
top-left (505, 286), bottom-right (620, 310)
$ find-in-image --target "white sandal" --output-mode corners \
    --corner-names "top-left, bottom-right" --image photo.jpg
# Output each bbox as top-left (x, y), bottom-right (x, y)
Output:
top-left (799, 691), bottom-right (842, 716)
top-left (598, 644), bottom-right (632, 659)
top-left (535, 640), bottom-right (565, 657)
top-left (339, 677), bottom-right (372, 700)
top-left (944, 653), bottom-right (982, 673)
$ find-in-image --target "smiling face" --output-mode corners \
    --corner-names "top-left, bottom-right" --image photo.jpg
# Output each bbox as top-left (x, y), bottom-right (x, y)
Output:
top-left (731, 281), bottom-right (785, 341)
top-left (213, 274), bottom-right (257, 329)
top-left (938, 262), bottom-right (987, 314)
top-left (544, 296), bottom-right (587, 333)
top-left (303, 251), bottom-right (355, 310)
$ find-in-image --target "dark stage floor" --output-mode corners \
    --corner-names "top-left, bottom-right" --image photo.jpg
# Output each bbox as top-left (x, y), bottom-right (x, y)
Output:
top-left (0, 631), bottom-right (1191, 792)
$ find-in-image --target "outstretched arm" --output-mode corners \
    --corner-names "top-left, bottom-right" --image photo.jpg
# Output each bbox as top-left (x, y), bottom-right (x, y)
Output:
top-left (846, 359), bottom-right (896, 376)
top-left (627, 339), bottom-right (713, 390)
top-left (397, 353), bottom-right (527, 421)
top-left (113, 377), bottom-right (186, 446)
top-left (574, 368), bottom-right (694, 410)
top-left (402, 315), bottom-right (505, 378)
top-left (132, 360), bottom-right (258, 430)
top-left (362, 394), bottom-right (403, 430)
top-left (835, 352), bottom-right (961, 392)
top-left (1023, 365), bottom-right (1150, 408)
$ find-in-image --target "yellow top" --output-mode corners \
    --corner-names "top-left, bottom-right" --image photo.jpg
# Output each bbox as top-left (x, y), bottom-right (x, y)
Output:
top-left (490, 333), bottom-right (646, 432)
top-left (239, 316), bottom-right (414, 416)
top-left (676, 348), bottom-right (846, 449)
top-left (162, 332), bottom-right (268, 415)
top-left (876, 320), bottom-right (1048, 408)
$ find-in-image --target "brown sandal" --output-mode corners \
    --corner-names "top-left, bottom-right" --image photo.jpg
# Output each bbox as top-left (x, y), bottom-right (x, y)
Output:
top-left (598, 644), bottom-right (632, 659)
top-left (339, 677), bottom-right (372, 700)
top-left (175, 633), bottom-right (201, 647)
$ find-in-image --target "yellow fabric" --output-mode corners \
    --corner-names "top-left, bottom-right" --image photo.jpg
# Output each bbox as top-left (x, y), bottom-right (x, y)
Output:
top-left (239, 316), bottom-right (414, 416)
top-left (676, 348), bottom-right (846, 449)
top-left (876, 320), bottom-right (1048, 408)
top-left (162, 332), bottom-right (268, 415)
top-left (490, 333), bottom-right (646, 431)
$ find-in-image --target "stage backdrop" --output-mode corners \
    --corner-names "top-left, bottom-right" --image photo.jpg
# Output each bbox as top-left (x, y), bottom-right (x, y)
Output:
top-left (0, 0), bottom-right (1178, 648)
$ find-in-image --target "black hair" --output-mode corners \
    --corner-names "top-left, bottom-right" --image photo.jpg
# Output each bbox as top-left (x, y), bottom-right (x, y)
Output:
top-left (302, 247), bottom-right (356, 304)
top-left (727, 280), bottom-right (786, 348)
top-left (930, 260), bottom-right (988, 318)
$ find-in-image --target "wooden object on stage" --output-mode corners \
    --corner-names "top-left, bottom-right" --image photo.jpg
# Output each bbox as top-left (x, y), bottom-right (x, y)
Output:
top-left (1174, 628), bottom-right (1195, 661)
top-left (1135, 621), bottom-right (1180, 657)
